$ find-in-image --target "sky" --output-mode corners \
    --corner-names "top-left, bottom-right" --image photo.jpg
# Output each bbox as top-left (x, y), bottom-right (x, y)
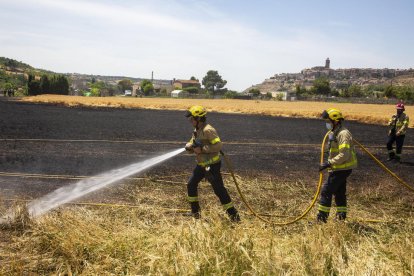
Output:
top-left (1, 0), bottom-right (413, 91)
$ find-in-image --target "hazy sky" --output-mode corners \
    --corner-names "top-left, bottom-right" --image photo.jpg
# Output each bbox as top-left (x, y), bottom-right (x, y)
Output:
top-left (1, 0), bottom-right (413, 91)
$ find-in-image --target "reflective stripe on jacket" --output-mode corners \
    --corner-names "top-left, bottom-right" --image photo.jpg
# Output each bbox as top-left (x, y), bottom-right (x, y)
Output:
top-left (190, 123), bottom-right (222, 166)
top-left (328, 126), bottom-right (357, 171)
top-left (388, 113), bottom-right (409, 135)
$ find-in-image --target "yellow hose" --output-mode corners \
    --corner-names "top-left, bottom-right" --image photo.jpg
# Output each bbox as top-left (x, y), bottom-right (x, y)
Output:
top-left (221, 132), bottom-right (330, 225)
top-left (353, 139), bottom-right (414, 192)
top-left (222, 134), bottom-right (413, 225)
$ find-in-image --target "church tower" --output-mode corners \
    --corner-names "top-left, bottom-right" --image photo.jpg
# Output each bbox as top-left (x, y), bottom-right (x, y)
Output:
top-left (325, 57), bottom-right (330, 69)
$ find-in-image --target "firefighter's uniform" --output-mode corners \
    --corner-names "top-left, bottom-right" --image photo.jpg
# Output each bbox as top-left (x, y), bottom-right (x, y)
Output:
top-left (318, 109), bottom-right (357, 222)
top-left (387, 111), bottom-right (409, 162)
top-left (185, 106), bottom-right (239, 221)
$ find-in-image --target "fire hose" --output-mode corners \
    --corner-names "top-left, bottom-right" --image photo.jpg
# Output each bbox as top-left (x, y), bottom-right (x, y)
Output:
top-left (220, 132), bottom-right (329, 225)
top-left (221, 132), bottom-right (414, 225)
top-left (353, 139), bottom-right (414, 192)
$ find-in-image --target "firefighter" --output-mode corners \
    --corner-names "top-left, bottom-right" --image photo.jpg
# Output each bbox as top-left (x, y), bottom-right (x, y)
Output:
top-left (386, 103), bottom-right (410, 163)
top-left (317, 108), bottom-right (358, 223)
top-left (184, 105), bottom-right (240, 222)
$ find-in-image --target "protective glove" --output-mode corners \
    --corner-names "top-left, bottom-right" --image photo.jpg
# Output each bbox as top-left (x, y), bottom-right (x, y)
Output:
top-left (192, 139), bottom-right (203, 148)
top-left (319, 161), bottom-right (331, 172)
top-left (185, 143), bottom-right (193, 151)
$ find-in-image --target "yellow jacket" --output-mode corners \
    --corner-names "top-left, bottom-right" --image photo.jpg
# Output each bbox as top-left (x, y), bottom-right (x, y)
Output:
top-left (328, 126), bottom-right (357, 171)
top-left (189, 123), bottom-right (222, 167)
top-left (388, 113), bottom-right (409, 135)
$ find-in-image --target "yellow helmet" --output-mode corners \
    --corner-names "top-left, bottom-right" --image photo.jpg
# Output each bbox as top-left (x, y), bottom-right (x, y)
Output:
top-left (321, 108), bottom-right (344, 122)
top-left (185, 105), bottom-right (207, 118)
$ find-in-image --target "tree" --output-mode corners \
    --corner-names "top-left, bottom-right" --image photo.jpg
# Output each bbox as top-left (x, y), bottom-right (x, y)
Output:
top-left (311, 77), bottom-right (331, 95)
top-left (40, 75), bottom-right (50, 94)
top-left (106, 84), bottom-right (118, 96)
top-left (348, 84), bottom-right (363, 97)
top-left (190, 76), bottom-right (197, 80)
top-left (249, 88), bottom-right (261, 97)
top-left (202, 70), bottom-right (227, 95)
top-left (50, 75), bottom-right (69, 95)
top-left (224, 90), bottom-right (238, 99)
top-left (265, 92), bottom-right (273, 99)
top-left (183, 86), bottom-right (199, 94)
top-left (118, 79), bottom-right (133, 93)
top-left (140, 80), bottom-right (154, 96)
top-left (27, 74), bottom-right (41, 96)
top-left (396, 85), bottom-right (414, 101)
top-left (88, 81), bottom-right (105, 97)
top-left (276, 93), bottom-right (284, 101)
top-left (159, 88), bottom-right (168, 96)
top-left (295, 85), bottom-right (308, 96)
top-left (4, 82), bottom-right (16, 96)
top-left (384, 85), bottom-right (396, 98)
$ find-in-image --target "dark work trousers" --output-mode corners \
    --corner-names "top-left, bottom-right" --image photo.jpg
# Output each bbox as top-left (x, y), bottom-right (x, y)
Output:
top-left (318, 169), bottom-right (352, 221)
top-left (187, 161), bottom-right (232, 211)
top-left (387, 134), bottom-right (405, 155)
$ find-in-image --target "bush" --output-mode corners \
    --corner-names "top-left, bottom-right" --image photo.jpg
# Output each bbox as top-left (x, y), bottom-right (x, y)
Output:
top-left (223, 90), bottom-right (239, 99)
top-left (183, 86), bottom-right (199, 94)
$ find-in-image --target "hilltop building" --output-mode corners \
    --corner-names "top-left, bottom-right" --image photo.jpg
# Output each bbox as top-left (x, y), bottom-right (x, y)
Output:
top-left (325, 57), bottom-right (330, 69)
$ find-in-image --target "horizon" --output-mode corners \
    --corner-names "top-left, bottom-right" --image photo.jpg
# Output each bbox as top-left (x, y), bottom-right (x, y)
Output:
top-left (1, 0), bottom-right (413, 91)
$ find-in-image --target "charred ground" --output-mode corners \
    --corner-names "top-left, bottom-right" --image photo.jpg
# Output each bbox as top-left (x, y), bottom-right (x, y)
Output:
top-left (0, 97), bottom-right (413, 200)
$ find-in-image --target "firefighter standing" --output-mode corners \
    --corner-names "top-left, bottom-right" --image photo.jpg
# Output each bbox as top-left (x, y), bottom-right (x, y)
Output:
top-left (318, 108), bottom-right (358, 223)
top-left (387, 103), bottom-right (409, 163)
top-left (184, 105), bottom-right (240, 222)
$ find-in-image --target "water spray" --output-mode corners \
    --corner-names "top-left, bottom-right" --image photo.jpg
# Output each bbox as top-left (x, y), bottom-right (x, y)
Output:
top-left (0, 148), bottom-right (185, 223)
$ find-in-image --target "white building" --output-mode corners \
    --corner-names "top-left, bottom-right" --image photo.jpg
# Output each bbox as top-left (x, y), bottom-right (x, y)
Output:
top-left (171, 90), bottom-right (188, 98)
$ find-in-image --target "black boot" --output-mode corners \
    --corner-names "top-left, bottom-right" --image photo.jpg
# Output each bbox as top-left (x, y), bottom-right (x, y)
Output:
top-left (183, 201), bottom-right (201, 219)
top-left (317, 211), bottom-right (328, 223)
top-left (226, 207), bottom-right (241, 222)
top-left (387, 152), bottom-right (395, 161)
top-left (335, 212), bottom-right (346, 221)
top-left (394, 155), bottom-right (401, 163)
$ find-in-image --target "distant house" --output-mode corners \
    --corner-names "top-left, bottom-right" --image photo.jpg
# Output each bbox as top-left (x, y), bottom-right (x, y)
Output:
top-left (132, 81), bottom-right (173, 96)
top-left (171, 90), bottom-right (189, 98)
top-left (269, 91), bottom-right (297, 101)
top-left (172, 79), bottom-right (201, 90)
top-left (132, 83), bottom-right (140, 96)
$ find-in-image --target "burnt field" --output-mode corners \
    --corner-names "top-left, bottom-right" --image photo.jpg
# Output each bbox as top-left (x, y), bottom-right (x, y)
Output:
top-left (0, 97), bottom-right (413, 200)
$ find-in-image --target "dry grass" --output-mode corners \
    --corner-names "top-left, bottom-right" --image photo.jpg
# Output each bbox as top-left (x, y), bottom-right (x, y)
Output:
top-left (21, 95), bottom-right (414, 127)
top-left (1, 176), bottom-right (413, 275)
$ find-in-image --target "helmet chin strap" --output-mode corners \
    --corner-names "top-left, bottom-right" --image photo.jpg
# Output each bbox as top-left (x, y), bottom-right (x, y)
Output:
top-left (331, 119), bottom-right (340, 131)
top-left (194, 117), bottom-right (201, 130)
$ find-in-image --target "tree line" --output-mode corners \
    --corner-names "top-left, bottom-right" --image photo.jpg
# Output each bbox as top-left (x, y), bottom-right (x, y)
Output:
top-left (27, 74), bottom-right (69, 96)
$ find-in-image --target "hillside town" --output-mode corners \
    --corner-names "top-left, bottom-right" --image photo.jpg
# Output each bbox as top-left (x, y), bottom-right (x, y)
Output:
top-left (246, 58), bottom-right (414, 99)
top-left (65, 58), bottom-right (414, 100)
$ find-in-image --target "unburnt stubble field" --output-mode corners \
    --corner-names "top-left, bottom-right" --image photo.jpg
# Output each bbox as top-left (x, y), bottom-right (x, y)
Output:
top-left (22, 95), bottom-right (414, 127)
top-left (1, 176), bottom-right (413, 275)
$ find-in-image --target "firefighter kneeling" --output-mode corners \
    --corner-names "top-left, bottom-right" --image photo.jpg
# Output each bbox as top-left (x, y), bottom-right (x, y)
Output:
top-left (184, 105), bottom-right (240, 222)
top-left (318, 108), bottom-right (358, 223)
